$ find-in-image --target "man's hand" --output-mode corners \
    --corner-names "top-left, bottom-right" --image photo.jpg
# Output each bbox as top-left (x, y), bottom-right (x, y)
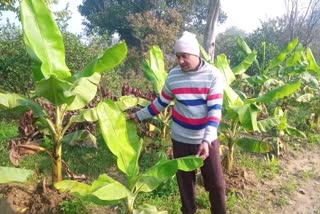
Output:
top-left (196, 141), bottom-right (210, 160)
top-left (127, 113), bottom-right (139, 124)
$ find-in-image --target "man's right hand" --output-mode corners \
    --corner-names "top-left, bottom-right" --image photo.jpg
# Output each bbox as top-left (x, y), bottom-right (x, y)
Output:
top-left (128, 113), bottom-right (139, 124)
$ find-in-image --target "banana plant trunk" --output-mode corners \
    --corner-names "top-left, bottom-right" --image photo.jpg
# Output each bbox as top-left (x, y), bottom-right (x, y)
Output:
top-left (126, 196), bottom-right (135, 214)
top-left (226, 143), bottom-right (234, 172)
top-left (224, 122), bottom-right (238, 172)
top-left (52, 142), bottom-right (62, 182)
top-left (52, 106), bottom-right (64, 183)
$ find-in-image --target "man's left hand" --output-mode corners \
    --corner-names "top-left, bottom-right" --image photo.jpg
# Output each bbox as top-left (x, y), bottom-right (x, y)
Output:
top-left (196, 141), bottom-right (210, 160)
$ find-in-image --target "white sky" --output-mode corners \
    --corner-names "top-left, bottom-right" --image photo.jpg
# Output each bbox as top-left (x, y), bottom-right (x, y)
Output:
top-left (217, 0), bottom-right (287, 33)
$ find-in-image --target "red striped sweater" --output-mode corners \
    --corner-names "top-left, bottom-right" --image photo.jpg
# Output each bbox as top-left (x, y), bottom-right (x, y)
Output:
top-left (136, 59), bottom-right (224, 145)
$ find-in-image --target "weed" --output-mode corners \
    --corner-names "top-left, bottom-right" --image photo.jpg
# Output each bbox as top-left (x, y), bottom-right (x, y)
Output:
top-left (297, 168), bottom-right (318, 180)
top-left (59, 198), bottom-right (87, 214)
top-left (279, 179), bottom-right (297, 194)
top-left (308, 133), bottom-right (320, 145)
top-left (237, 152), bottom-right (279, 179)
top-left (195, 186), bottom-right (210, 210)
top-left (226, 191), bottom-right (239, 212)
top-left (274, 194), bottom-right (290, 207)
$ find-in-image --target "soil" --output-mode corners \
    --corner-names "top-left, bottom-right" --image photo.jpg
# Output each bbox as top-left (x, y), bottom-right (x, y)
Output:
top-left (1, 144), bottom-right (320, 214)
top-left (224, 144), bottom-right (320, 214)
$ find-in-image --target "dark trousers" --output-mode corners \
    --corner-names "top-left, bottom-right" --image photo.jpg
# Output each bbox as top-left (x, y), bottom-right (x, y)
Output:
top-left (172, 139), bottom-right (226, 214)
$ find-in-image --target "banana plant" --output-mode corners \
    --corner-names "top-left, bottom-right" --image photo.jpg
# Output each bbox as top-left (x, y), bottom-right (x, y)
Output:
top-left (218, 57), bottom-right (301, 171)
top-left (238, 37), bottom-right (320, 132)
top-left (202, 40), bottom-right (302, 171)
top-left (0, 0), bottom-right (127, 183)
top-left (55, 99), bottom-right (203, 214)
top-left (141, 45), bottom-right (172, 141)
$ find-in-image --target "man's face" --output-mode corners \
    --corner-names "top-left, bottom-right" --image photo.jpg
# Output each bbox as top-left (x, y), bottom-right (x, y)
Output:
top-left (176, 53), bottom-right (200, 72)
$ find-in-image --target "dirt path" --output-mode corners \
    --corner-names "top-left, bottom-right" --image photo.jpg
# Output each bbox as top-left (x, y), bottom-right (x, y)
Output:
top-left (272, 145), bottom-right (320, 214)
top-left (248, 145), bottom-right (320, 214)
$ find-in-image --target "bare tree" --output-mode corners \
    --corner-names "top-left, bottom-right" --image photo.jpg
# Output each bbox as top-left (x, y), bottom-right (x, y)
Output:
top-left (203, 0), bottom-right (220, 62)
top-left (284, 0), bottom-right (320, 46)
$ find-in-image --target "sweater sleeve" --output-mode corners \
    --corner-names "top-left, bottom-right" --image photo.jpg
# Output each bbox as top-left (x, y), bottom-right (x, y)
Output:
top-left (136, 80), bottom-right (173, 121)
top-left (203, 70), bottom-right (224, 144)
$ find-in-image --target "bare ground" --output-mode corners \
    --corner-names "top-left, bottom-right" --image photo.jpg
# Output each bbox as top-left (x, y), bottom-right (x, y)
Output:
top-left (231, 144), bottom-right (320, 214)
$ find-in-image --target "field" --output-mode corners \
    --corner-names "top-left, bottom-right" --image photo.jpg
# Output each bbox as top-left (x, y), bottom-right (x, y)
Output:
top-left (1, 119), bottom-right (320, 214)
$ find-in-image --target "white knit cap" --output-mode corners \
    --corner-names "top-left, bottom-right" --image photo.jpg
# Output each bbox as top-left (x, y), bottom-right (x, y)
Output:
top-left (174, 31), bottom-right (200, 57)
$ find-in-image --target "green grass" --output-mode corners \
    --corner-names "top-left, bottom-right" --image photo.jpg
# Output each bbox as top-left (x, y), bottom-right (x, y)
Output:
top-left (0, 120), bottom-right (18, 141)
top-left (0, 120), bottom-right (19, 166)
top-left (237, 152), bottom-right (279, 179)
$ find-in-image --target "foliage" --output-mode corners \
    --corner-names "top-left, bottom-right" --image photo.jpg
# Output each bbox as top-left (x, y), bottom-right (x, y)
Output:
top-left (55, 99), bottom-right (203, 213)
top-left (79, 0), bottom-right (225, 48)
top-left (140, 45), bottom-right (172, 141)
top-left (127, 9), bottom-right (182, 56)
top-left (204, 38), bottom-right (306, 171)
top-left (0, 0), bottom-right (127, 184)
top-left (0, 20), bottom-right (33, 96)
top-left (0, 166), bottom-right (33, 183)
top-left (59, 198), bottom-right (87, 214)
top-left (215, 27), bottom-right (247, 68)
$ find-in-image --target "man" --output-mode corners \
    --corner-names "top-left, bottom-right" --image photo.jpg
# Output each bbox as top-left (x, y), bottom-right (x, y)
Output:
top-left (130, 31), bottom-right (226, 214)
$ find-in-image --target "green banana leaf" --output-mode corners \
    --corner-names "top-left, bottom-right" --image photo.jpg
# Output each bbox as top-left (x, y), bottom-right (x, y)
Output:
top-left (265, 38), bottom-right (298, 71)
top-left (0, 93), bottom-right (46, 117)
top-left (142, 45), bottom-right (168, 94)
top-left (223, 86), bottom-right (244, 109)
top-left (134, 156), bottom-right (202, 193)
top-left (257, 118), bottom-right (280, 132)
top-left (235, 137), bottom-right (271, 153)
top-left (69, 108), bottom-right (99, 123)
top-left (232, 51), bottom-right (257, 75)
top-left (285, 44), bottom-right (304, 67)
top-left (61, 130), bottom-right (97, 147)
top-left (0, 167), bottom-right (33, 183)
top-left (66, 73), bottom-right (101, 111)
top-left (236, 36), bottom-right (260, 70)
top-left (134, 204), bottom-right (168, 214)
top-left (306, 48), bottom-right (320, 77)
top-left (97, 100), bottom-right (141, 178)
top-left (67, 41), bottom-right (127, 110)
top-left (20, 0), bottom-right (70, 81)
top-left (236, 103), bottom-right (260, 131)
top-left (56, 174), bottom-right (129, 200)
top-left (214, 54), bottom-right (235, 85)
top-left (35, 75), bottom-right (75, 106)
top-left (248, 81), bottom-right (301, 103)
top-left (115, 95), bottom-right (150, 111)
top-left (284, 127), bottom-right (307, 138)
top-left (200, 45), bottom-right (210, 62)
top-left (74, 41), bottom-right (128, 78)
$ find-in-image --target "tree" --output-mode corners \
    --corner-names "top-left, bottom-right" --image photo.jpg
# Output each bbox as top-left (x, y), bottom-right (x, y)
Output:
top-left (203, 0), bottom-right (220, 61)
top-left (283, 0), bottom-right (320, 47)
top-left (0, 20), bottom-right (33, 96)
top-left (79, 0), bottom-right (156, 48)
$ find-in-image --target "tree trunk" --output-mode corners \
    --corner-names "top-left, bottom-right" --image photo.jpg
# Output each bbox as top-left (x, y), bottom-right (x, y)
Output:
top-left (203, 0), bottom-right (220, 62)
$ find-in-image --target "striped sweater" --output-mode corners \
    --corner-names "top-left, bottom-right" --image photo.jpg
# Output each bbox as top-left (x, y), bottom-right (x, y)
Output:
top-left (136, 59), bottom-right (224, 145)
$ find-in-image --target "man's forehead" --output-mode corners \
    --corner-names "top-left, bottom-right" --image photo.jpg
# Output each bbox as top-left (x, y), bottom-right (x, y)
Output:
top-left (175, 52), bottom-right (191, 57)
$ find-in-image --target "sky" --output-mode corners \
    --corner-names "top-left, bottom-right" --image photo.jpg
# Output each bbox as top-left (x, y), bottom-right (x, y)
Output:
top-left (218, 0), bottom-right (287, 33)
top-left (1, 0), bottom-right (305, 35)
